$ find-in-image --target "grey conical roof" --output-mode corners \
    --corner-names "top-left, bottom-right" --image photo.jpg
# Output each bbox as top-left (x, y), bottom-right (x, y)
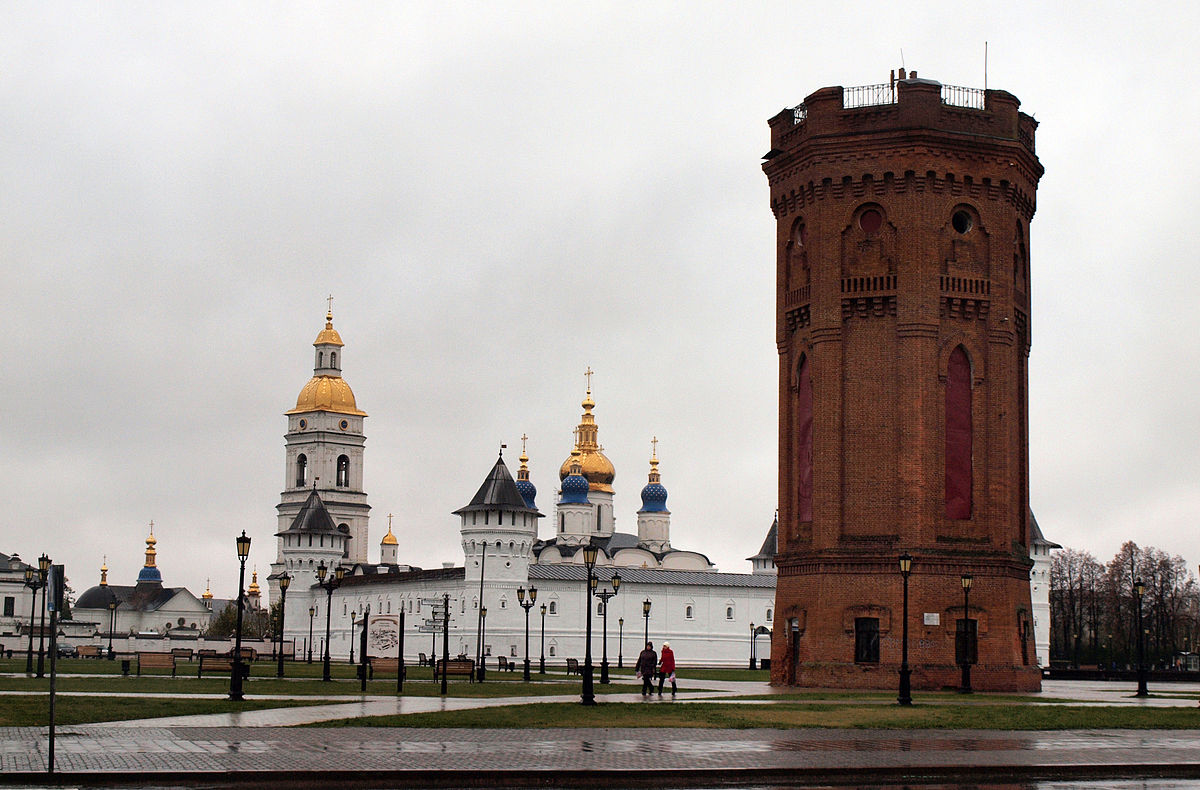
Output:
top-left (747, 517), bottom-right (778, 561)
top-left (276, 488), bottom-right (343, 536)
top-left (453, 455), bottom-right (542, 516)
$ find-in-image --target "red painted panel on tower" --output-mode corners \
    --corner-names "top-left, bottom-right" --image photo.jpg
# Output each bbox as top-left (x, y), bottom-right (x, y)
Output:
top-left (945, 347), bottom-right (972, 519)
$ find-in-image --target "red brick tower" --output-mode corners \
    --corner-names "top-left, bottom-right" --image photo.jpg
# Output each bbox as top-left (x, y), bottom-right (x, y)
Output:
top-left (764, 72), bottom-right (1043, 691)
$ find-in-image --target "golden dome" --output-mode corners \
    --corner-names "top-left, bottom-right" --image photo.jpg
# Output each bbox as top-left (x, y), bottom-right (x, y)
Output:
top-left (559, 380), bottom-right (615, 493)
top-left (248, 568), bottom-right (260, 596)
top-left (287, 375), bottom-right (367, 416)
top-left (381, 525), bottom-right (398, 546)
top-left (314, 310), bottom-right (344, 347)
top-left (202, 578), bottom-right (213, 600)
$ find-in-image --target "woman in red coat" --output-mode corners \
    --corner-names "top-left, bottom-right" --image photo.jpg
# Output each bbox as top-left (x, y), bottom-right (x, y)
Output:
top-left (657, 641), bottom-right (676, 696)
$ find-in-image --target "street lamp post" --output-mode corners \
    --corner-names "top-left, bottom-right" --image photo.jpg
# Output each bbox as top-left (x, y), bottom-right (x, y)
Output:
top-left (36, 554), bottom-right (50, 677)
top-left (107, 597), bottom-right (119, 661)
top-left (479, 606), bottom-right (487, 679)
top-left (618, 617), bottom-right (624, 669)
top-left (316, 561), bottom-right (345, 682)
top-left (898, 553), bottom-right (913, 706)
top-left (581, 545), bottom-right (599, 705)
top-left (23, 567), bottom-right (43, 674)
top-left (349, 611), bottom-right (357, 664)
top-left (276, 572), bottom-right (290, 678)
top-left (230, 531), bottom-right (252, 702)
top-left (1134, 578), bottom-right (1148, 697)
top-left (749, 622), bottom-right (756, 670)
top-left (539, 603), bottom-right (547, 674)
top-left (595, 572), bottom-right (620, 684)
top-left (642, 598), bottom-right (651, 646)
top-left (307, 606), bottom-right (315, 663)
top-left (959, 573), bottom-right (973, 694)
top-left (517, 586), bottom-right (537, 682)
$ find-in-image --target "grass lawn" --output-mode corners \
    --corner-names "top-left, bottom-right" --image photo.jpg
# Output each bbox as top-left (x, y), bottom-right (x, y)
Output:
top-left (0, 695), bottom-right (322, 726)
top-left (315, 700), bottom-right (1200, 730)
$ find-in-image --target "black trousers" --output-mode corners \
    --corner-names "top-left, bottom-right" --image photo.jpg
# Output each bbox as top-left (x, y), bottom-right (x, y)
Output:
top-left (641, 672), bottom-right (654, 694)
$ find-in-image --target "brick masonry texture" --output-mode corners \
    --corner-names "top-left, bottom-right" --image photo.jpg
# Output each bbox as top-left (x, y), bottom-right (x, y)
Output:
top-left (765, 77), bottom-right (1044, 691)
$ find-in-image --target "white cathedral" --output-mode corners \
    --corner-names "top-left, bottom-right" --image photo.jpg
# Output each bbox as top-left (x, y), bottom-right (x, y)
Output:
top-left (270, 310), bottom-right (778, 668)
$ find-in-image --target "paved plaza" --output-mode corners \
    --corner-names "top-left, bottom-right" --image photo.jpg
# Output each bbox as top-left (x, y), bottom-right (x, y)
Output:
top-left (1, 679), bottom-right (1199, 786)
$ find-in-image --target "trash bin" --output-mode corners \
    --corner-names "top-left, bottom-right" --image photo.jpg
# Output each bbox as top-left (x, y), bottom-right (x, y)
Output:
top-left (760, 658), bottom-right (771, 671)
top-left (121, 659), bottom-right (131, 676)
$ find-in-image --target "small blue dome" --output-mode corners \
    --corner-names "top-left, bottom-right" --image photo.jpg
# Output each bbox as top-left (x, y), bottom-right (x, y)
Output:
top-left (640, 482), bottom-right (668, 512)
top-left (560, 473), bottom-right (590, 504)
top-left (137, 566), bottom-right (162, 584)
top-left (515, 478), bottom-right (538, 509)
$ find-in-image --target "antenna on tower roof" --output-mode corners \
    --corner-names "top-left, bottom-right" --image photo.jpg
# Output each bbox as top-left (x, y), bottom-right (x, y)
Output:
top-left (984, 41), bottom-right (989, 91)
top-left (900, 48), bottom-right (906, 69)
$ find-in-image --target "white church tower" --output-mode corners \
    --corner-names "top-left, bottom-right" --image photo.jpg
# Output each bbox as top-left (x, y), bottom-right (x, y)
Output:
top-left (636, 438), bottom-right (671, 553)
top-left (556, 371), bottom-right (616, 538)
top-left (271, 304), bottom-right (370, 597)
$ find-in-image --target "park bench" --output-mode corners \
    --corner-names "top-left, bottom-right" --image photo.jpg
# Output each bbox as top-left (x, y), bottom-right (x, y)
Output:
top-left (432, 658), bottom-right (474, 682)
top-left (418, 652), bottom-right (428, 667)
top-left (136, 651), bottom-right (177, 677)
top-left (497, 656), bottom-right (516, 672)
top-left (367, 656), bottom-right (406, 679)
top-left (565, 658), bottom-right (580, 676)
top-left (76, 645), bottom-right (101, 659)
top-left (171, 648), bottom-right (194, 662)
top-left (197, 654), bottom-right (250, 679)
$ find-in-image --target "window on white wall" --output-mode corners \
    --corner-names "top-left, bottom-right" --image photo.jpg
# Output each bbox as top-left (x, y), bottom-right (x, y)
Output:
top-left (766, 608), bottom-right (773, 622)
top-left (685, 605), bottom-right (694, 620)
top-left (726, 606), bottom-right (734, 620)
top-left (549, 601), bottom-right (557, 615)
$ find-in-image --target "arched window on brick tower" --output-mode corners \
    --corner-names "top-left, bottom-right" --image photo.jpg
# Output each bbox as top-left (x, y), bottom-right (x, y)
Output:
top-left (945, 346), bottom-right (973, 519)
top-left (796, 355), bottom-right (813, 522)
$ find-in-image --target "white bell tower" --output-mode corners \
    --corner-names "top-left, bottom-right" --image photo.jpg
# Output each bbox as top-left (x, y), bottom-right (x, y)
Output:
top-left (271, 300), bottom-right (371, 598)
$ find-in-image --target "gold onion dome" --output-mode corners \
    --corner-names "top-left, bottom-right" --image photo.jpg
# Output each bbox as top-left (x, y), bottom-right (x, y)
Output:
top-left (381, 525), bottom-right (398, 546)
top-left (313, 310), bottom-right (344, 347)
top-left (558, 382), bottom-right (615, 493)
top-left (286, 309), bottom-right (366, 416)
top-left (248, 568), bottom-right (261, 596)
top-left (288, 376), bottom-right (366, 416)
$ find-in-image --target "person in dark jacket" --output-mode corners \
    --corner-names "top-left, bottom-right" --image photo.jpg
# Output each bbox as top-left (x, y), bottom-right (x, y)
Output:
top-left (636, 642), bottom-right (657, 696)
top-left (657, 641), bottom-right (676, 696)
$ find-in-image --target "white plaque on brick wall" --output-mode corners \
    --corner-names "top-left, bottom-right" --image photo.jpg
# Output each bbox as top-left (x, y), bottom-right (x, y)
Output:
top-left (924, 613), bottom-right (940, 626)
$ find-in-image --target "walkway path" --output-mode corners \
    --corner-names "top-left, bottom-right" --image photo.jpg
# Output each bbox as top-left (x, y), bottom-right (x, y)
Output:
top-left (4, 726), bottom-right (1200, 785)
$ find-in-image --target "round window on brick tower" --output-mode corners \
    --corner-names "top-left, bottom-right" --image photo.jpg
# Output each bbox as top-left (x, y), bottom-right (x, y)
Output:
top-left (859, 208), bottom-right (883, 233)
top-left (952, 209), bottom-right (973, 234)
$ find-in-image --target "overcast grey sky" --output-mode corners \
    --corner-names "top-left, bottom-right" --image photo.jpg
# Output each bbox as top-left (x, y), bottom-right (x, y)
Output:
top-left (3, 2), bottom-right (1199, 600)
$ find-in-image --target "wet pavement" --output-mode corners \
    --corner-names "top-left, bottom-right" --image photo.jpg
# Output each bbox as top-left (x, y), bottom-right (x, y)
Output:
top-left (3, 727), bottom-right (1200, 786)
top-left (1, 678), bottom-right (1198, 786)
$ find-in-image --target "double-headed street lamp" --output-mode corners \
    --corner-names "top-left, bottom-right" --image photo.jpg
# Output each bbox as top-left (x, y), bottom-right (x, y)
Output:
top-left (959, 573), bottom-right (974, 694)
top-left (517, 586), bottom-right (538, 682)
top-left (230, 531), bottom-right (252, 702)
top-left (580, 544), bottom-right (599, 705)
top-left (35, 554), bottom-right (49, 677)
top-left (897, 553), bottom-right (913, 706)
top-left (23, 563), bottom-right (45, 675)
top-left (539, 603), bottom-right (547, 674)
top-left (642, 598), bottom-right (652, 645)
top-left (594, 572), bottom-right (621, 684)
top-left (276, 572), bottom-right (291, 678)
top-left (1134, 578), bottom-right (1148, 697)
top-left (316, 560), bottom-right (345, 682)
